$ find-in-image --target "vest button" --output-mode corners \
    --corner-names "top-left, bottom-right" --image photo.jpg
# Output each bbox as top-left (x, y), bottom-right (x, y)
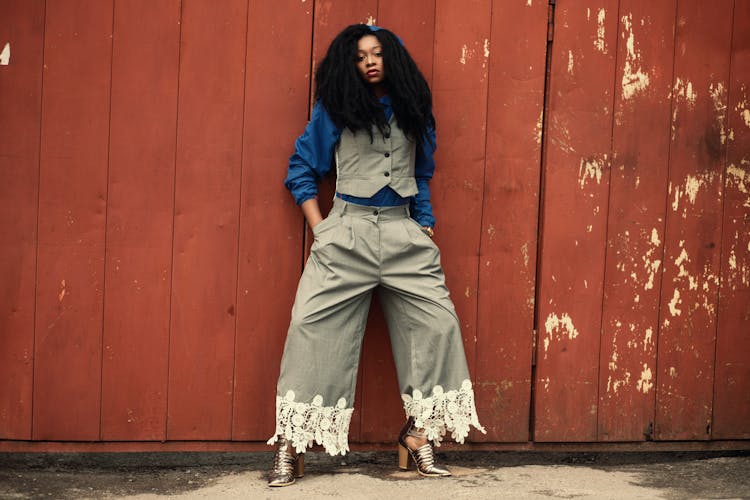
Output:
top-left (373, 210), bottom-right (379, 216)
top-left (384, 132), bottom-right (390, 139)
top-left (384, 152), bottom-right (390, 158)
top-left (384, 172), bottom-right (390, 177)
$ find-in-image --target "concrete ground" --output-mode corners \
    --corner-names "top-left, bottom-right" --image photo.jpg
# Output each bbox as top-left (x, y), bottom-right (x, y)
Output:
top-left (1, 450), bottom-right (748, 500)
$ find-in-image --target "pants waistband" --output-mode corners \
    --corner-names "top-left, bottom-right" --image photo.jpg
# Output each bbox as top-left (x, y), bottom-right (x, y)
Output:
top-left (331, 197), bottom-right (410, 220)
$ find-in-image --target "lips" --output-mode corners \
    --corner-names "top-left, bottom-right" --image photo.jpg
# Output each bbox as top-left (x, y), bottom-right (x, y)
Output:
top-left (366, 69), bottom-right (379, 77)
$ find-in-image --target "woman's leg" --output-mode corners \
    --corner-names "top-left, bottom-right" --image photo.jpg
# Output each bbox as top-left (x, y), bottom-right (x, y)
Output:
top-left (378, 216), bottom-right (485, 445)
top-left (269, 208), bottom-right (377, 456)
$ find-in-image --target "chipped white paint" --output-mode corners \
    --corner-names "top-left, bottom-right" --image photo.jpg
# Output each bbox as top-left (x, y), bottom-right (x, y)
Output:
top-left (586, 7), bottom-right (591, 20)
top-left (483, 38), bottom-right (490, 58)
top-left (0, 43), bottom-right (9, 65)
top-left (669, 366), bottom-right (678, 378)
top-left (709, 82), bottom-right (727, 144)
top-left (594, 8), bottom-right (607, 53)
top-left (460, 44), bottom-right (468, 65)
top-left (521, 242), bottom-right (530, 268)
top-left (567, 50), bottom-right (574, 74)
top-left (365, 15), bottom-right (376, 26)
top-left (668, 288), bottom-right (682, 316)
top-left (650, 228), bottom-right (661, 246)
top-left (672, 172), bottom-right (717, 216)
top-left (673, 77), bottom-right (697, 105)
top-left (742, 109), bottom-right (750, 128)
top-left (527, 0), bottom-right (533, 6)
top-left (726, 163), bottom-right (748, 200)
top-left (543, 313), bottom-right (580, 358)
top-left (578, 155), bottom-right (606, 188)
top-left (621, 14), bottom-right (650, 100)
top-left (644, 327), bottom-right (653, 350)
top-left (534, 110), bottom-right (543, 145)
top-left (636, 364), bottom-right (653, 393)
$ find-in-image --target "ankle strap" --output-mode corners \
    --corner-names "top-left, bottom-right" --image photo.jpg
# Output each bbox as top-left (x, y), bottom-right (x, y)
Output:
top-left (406, 427), bottom-right (426, 439)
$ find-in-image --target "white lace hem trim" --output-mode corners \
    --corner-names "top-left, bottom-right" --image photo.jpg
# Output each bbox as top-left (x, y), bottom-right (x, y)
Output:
top-left (401, 379), bottom-right (486, 445)
top-left (267, 391), bottom-right (353, 456)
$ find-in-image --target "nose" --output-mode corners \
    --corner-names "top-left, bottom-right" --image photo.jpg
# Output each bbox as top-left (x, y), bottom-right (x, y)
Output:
top-left (365, 55), bottom-right (375, 66)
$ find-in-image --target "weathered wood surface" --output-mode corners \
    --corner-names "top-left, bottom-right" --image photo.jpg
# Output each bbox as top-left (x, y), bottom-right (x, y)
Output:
top-left (1, 0), bottom-right (747, 447)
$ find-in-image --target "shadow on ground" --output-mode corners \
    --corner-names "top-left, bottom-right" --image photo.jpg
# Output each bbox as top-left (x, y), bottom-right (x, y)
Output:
top-left (1, 450), bottom-right (748, 499)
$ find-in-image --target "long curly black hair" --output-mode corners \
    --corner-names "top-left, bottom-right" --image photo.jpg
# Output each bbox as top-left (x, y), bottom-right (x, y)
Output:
top-left (314, 24), bottom-right (435, 150)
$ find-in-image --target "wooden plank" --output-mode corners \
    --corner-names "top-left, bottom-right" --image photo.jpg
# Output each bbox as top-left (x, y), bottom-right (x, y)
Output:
top-left (597, 0), bottom-right (676, 441)
top-left (430, 0), bottom-right (492, 434)
top-left (654, 0), bottom-right (733, 441)
top-left (358, 0), bottom-right (437, 444)
top-left (231, 0), bottom-right (313, 440)
top-left (0, 0), bottom-right (44, 440)
top-left (306, 0), bottom-right (378, 443)
top-left (474, 0), bottom-right (547, 442)
top-left (33, 0), bottom-right (113, 440)
top-left (100, 0), bottom-right (180, 441)
top-left (534, 0), bottom-right (619, 442)
top-left (166, 0), bottom-right (247, 440)
top-left (712, 0), bottom-right (750, 440)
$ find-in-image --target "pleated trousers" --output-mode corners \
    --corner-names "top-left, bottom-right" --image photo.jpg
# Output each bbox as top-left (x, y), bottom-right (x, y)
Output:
top-left (269, 197), bottom-right (484, 455)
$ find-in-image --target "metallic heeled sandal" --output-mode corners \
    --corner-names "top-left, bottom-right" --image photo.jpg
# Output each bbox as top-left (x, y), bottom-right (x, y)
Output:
top-left (397, 417), bottom-right (451, 477)
top-left (268, 437), bottom-right (305, 487)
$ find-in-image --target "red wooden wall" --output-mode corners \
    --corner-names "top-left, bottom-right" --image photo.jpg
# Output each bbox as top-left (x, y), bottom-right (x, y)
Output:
top-left (1, 0), bottom-right (748, 448)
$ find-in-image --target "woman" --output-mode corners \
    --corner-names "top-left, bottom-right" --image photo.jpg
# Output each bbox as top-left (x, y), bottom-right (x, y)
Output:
top-left (268, 24), bottom-right (485, 487)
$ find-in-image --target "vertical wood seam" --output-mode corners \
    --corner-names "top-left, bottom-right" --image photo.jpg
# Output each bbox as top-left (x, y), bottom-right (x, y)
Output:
top-left (164, 0), bottom-right (185, 441)
top-left (530, 0), bottom-right (557, 442)
top-left (230, 0), bottom-right (252, 441)
top-left (473, 0), bottom-right (494, 408)
top-left (709, 0), bottom-right (737, 441)
top-left (596, 0), bottom-right (623, 441)
top-left (30, 0), bottom-right (49, 441)
top-left (97, 0), bottom-right (117, 442)
top-left (651, 0), bottom-right (682, 439)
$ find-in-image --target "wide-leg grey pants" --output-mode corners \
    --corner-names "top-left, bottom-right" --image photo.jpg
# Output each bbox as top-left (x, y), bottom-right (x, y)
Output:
top-left (268, 198), bottom-right (485, 455)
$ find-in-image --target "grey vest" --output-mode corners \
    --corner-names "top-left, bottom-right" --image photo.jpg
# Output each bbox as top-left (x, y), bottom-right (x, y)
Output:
top-left (335, 117), bottom-right (418, 198)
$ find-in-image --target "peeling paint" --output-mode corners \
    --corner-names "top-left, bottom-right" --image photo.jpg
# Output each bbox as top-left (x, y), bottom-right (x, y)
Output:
top-left (543, 312), bottom-right (580, 358)
top-left (58, 280), bottom-right (67, 302)
top-left (668, 288), bottom-right (682, 316)
top-left (567, 50), bottom-right (574, 74)
top-left (365, 15), bottom-right (376, 26)
top-left (671, 172), bottom-right (718, 217)
top-left (483, 38), bottom-right (490, 58)
top-left (527, 0), bottom-right (533, 6)
top-left (644, 327), bottom-right (653, 350)
top-left (594, 8), bottom-right (607, 53)
top-left (0, 42), bottom-right (9, 65)
top-left (621, 14), bottom-right (650, 99)
top-left (636, 364), bottom-right (653, 393)
top-left (709, 82), bottom-right (727, 144)
top-left (673, 77), bottom-right (697, 105)
top-left (534, 110), bottom-right (543, 145)
top-left (578, 155), bottom-right (606, 188)
top-left (521, 242), bottom-right (530, 268)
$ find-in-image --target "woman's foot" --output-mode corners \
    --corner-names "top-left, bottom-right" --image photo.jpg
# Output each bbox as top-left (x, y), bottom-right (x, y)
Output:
top-left (397, 418), bottom-right (451, 477)
top-left (268, 437), bottom-right (305, 487)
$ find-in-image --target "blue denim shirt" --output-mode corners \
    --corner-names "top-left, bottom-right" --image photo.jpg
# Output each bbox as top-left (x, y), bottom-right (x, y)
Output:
top-left (284, 96), bottom-right (437, 227)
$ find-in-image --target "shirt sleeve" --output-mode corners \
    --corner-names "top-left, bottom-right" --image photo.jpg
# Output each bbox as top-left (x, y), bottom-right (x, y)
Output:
top-left (284, 102), bottom-right (341, 205)
top-left (409, 126), bottom-right (437, 227)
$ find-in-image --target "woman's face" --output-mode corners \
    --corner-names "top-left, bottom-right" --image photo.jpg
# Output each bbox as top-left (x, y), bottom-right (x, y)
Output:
top-left (356, 35), bottom-right (385, 87)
